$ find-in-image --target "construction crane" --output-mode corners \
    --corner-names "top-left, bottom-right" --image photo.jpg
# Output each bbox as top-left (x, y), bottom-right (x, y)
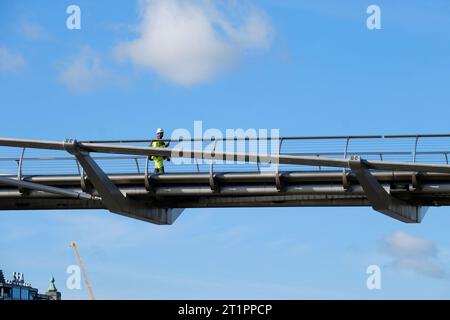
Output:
top-left (69, 242), bottom-right (96, 300)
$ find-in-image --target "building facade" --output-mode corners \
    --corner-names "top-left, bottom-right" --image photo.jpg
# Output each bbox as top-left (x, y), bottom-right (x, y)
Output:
top-left (0, 270), bottom-right (61, 300)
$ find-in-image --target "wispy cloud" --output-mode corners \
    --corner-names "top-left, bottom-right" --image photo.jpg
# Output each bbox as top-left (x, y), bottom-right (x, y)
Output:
top-left (382, 231), bottom-right (446, 279)
top-left (268, 237), bottom-right (312, 256)
top-left (19, 21), bottom-right (50, 41)
top-left (57, 47), bottom-right (124, 92)
top-left (115, 0), bottom-right (273, 86)
top-left (0, 47), bottom-right (26, 73)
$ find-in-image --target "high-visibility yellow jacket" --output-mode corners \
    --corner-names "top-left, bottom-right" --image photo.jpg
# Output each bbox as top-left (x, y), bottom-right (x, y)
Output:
top-left (151, 140), bottom-right (168, 169)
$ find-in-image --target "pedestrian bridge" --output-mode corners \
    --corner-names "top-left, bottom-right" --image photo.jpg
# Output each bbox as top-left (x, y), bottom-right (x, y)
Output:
top-left (1, 134), bottom-right (450, 224)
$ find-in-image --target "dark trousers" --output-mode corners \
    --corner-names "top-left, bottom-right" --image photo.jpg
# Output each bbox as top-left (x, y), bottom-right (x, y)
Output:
top-left (154, 167), bottom-right (165, 174)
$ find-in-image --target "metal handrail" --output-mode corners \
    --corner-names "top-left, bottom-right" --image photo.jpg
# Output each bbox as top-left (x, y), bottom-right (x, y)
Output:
top-left (0, 155), bottom-right (147, 161)
top-left (4, 151), bottom-right (450, 162)
top-left (384, 134), bottom-right (450, 138)
top-left (80, 135), bottom-right (383, 144)
top-left (79, 133), bottom-right (450, 144)
top-left (3, 135), bottom-right (450, 177)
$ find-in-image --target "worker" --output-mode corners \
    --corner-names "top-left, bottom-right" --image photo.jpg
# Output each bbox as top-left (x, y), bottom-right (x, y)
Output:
top-left (150, 128), bottom-right (170, 173)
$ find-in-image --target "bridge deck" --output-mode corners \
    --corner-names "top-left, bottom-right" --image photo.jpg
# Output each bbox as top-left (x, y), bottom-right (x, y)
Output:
top-left (1, 171), bottom-right (450, 211)
top-left (1, 134), bottom-right (450, 224)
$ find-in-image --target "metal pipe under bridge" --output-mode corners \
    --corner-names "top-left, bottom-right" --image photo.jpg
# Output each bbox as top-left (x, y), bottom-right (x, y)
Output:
top-left (2, 134), bottom-right (450, 224)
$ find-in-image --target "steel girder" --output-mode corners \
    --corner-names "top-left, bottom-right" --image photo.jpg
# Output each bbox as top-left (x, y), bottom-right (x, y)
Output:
top-left (348, 157), bottom-right (427, 223)
top-left (62, 139), bottom-right (183, 225)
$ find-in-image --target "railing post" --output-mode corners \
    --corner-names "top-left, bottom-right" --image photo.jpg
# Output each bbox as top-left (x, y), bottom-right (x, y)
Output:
top-left (17, 147), bottom-right (26, 193)
top-left (195, 158), bottom-right (200, 173)
top-left (342, 137), bottom-right (351, 189)
top-left (255, 136), bottom-right (260, 173)
top-left (134, 158), bottom-right (141, 174)
top-left (17, 148), bottom-right (26, 180)
top-left (343, 137), bottom-right (350, 159)
top-left (144, 156), bottom-right (151, 192)
top-left (75, 159), bottom-right (88, 192)
top-left (275, 138), bottom-right (284, 191)
top-left (413, 136), bottom-right (420, 162)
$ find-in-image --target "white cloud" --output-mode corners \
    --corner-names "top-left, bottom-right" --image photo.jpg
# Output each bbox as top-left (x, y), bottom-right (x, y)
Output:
top-left (115, 0), bottom-right (273, 86)
top-left (382, 231), bottom-right (446, 279)
top-left (384, 231), bottom-right (437, 258)
top-left (57, 47), bottom-right (123, 92)
top-left (0, 47), bottom-right (26, 73)
top-left (19, 21), bottom-right (50, 41)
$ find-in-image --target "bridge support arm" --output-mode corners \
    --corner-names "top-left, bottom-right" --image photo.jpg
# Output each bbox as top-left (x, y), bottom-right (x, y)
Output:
top-left (0, 176), bottom-right (98, 201)
top-left (63, 139), bottom-right (183, 225)
top-left (63, 139), bottom-right (128, 213)
top-left (349, 157), bottom-right (427, 223)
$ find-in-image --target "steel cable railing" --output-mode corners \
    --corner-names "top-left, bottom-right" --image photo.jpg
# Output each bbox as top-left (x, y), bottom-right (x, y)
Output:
top-left (2, 134), bottom-right (450, 176)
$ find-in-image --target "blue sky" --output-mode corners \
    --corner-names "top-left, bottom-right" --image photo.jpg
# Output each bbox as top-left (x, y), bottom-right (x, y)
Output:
top-left (1, 0), bottom-right (450, 299)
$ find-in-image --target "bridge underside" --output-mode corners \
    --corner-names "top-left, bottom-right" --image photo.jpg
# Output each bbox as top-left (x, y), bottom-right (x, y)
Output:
top-left (1, 171), bottom-right (448, 221)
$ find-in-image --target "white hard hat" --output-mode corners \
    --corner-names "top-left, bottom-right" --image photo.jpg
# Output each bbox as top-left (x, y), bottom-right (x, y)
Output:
top-left (156, 128), bottom-right (164, 134)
